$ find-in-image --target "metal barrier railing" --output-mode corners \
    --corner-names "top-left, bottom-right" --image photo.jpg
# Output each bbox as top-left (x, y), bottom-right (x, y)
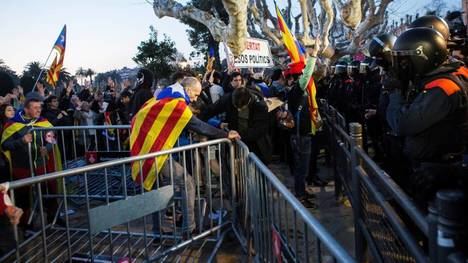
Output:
top-left (246, 152), bottom-right (354, 262)
top-left (2, 139), bottom-right (242, 262)
top-left (26, 125), bottom-right (202, 172)
top-left (2, 123), bottom-right (359, 262)
top-left (321, 100), bottom-right (467, 263)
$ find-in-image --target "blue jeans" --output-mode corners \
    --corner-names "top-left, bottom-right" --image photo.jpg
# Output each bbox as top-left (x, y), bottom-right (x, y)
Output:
top-left (290, 135), bottom-right (312, 198)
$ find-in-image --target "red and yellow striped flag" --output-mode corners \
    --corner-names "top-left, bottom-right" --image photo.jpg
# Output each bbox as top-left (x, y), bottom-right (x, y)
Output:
top-left (46, 25), bottom-right (66, 87)
top-left (130, 97), bottom-right (193, 190)
top-left (305, 76), bottom-right (319, 135)
top-left (275, 4), bottom-right (306, 64)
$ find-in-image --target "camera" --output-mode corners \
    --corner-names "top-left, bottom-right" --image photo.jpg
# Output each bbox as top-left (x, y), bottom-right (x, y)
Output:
top-left (446, 11), bottom-right (468, 56)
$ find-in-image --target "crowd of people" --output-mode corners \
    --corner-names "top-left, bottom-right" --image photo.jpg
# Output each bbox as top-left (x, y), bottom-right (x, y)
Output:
top-left (0, 12), bottom-right (467, 256)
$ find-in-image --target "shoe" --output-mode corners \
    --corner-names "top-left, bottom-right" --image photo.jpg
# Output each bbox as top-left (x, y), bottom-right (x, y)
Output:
top-left (299, 198), bottom-right (317, 209)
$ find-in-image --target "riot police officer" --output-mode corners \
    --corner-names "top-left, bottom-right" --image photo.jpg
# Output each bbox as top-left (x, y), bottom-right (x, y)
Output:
top-left (328, 61), bottom-right (348, 114)
top-left (365, 33), bottom-right (412, 186)
top-left (386, 27), bottom-right (468, 210)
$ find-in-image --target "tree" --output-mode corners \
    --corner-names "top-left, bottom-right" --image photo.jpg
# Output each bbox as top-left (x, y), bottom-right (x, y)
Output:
top-left (181, 0), bottom-right (230, 70)
top-left (59, 68), bottom-right (72, 83)
top-left (133, 26), bottom-right (177, 83)
top-left (153, 0), bottom-right (248, 56)
top-left (423, 0), bottom-right (449, 16)
top-left (153, 0), bottom-right (393, 63)
top-left (85, 68), bottom-right (96, 85)
top-left (0, 59), bottom-right (19, 85)
top-left (23, 61), bottom-right (42, 81)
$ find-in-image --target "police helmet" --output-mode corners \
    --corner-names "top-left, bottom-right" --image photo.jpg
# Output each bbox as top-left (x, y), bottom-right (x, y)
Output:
top-left (347, 60), bottom-right (360, 76)
top-left (368, 34), bottom-right (396, 69)
top-left (408, 15), bottom-right (450, 41)
top-left (359, 58), bottom-right (372, 74)
top-left (334, 61), bottom-right (348, 75)
top-left (391, 28), bottom-right (448, 81)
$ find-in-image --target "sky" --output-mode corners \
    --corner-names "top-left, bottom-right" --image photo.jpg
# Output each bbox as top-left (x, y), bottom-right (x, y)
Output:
top-left (0, 0), bottom-right (462, 75)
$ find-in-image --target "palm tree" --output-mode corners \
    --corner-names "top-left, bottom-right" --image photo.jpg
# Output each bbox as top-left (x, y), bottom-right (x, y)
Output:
top-left (75, 67), bottom-right (86, 85)
top-left (23, 61), bottom-right (42, 80)
top-left (85, 68), bottom-right (96, 85)
top-left (59, 68), bottom-right (72, 83)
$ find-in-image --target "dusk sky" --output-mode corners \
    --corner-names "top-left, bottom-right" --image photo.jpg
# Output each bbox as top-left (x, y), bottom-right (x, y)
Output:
top-left (0, 0), bottom-right (461, 75)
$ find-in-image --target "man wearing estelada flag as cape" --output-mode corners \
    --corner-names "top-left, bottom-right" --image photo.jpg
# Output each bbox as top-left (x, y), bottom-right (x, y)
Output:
top-left (130, 76), bottom-right (240, 233)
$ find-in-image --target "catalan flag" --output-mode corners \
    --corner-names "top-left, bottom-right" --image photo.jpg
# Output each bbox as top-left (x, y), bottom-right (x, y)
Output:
top-left (275, 4), bottom-right (306, 64)
top-left (1, 112), bottom-right (62, 177)
top-left (299, 57), bottom-right (320, 135)
top-left (305, 77), bottom-right (320, 135)
top-left (46, 25), bottom-right (66, 87)
top-left (130, 89), bottom-right (193, 190)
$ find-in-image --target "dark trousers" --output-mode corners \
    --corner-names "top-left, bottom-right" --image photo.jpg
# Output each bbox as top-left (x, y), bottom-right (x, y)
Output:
top-left (290, 135), bottom-right (312, 198)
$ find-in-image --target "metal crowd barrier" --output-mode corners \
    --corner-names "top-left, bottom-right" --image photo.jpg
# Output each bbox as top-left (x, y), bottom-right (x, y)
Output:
top-left (1, 123), bottom-right (359, 262)
top-left (246, 152), bottom-right (354, 262)
top-left (2, 139), bottom-right (243, 262)
top-left (320, 100), bottom-right (467, 263)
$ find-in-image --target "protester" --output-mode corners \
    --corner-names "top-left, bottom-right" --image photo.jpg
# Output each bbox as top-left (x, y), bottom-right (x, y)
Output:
top-left (130, 76), bottom-right (240, 235)
top-left (130, 68), bottom-right (153, 118)
top-left (1, 98), bottom-right (59, 226)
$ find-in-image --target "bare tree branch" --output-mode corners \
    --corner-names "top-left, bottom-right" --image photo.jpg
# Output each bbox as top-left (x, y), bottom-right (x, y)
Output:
top-left (249, 1), bottom-right (282, 46)
top-left (340, 0), bottom-right (362, 29)
top-left (287, 0), bottom-right (293, 27)
top-left (222, 0), bottom-right (249, 55)
top-left (153, 0), bottom-right (227, 42)
top-left (332, 0), bottom-right (344, 10)
top-left (297, 0), bottom-right (314, 46)
top-left (319, 0), bottom-right (335, 52)
top-left (307, 0), bottom-right (320, 36)
top-left (153, 0), bottom-right (248, 56)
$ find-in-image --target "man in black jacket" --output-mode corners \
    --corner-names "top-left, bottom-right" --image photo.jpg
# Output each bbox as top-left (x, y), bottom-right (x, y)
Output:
top-left (199, 87), bottom-right (272, 164)
top-left (287, 75), bottom-right (317, 208)
top-left (129, 68), bottom-right (154, 118)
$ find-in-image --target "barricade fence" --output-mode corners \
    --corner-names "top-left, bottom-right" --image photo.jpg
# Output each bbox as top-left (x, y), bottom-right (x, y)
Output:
top-left (247, 153), bottom-right (354, 262)
top-left (320, 100), bottom-right (467, 263)
top-left (3, 139), bottom-right (240, 262)
top-left (2, 125), bottom-right (355, 262)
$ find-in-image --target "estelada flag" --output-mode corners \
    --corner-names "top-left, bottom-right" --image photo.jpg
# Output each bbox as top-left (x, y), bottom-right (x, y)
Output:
top-left (1, 112), bottom-right (63, 178)
top-left (298, 57), bottom-right (320, 135)
top-left (130, 89), bottom-right (193, 190)
top-left (275, 3), bottom-right (306, 64)
top-left (305, 76), bottom-right (320, 135)
top-left (46, 25), bottom-right (66, 87)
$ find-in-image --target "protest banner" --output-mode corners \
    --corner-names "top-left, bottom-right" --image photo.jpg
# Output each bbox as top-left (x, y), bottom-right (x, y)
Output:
top-left (225, 38), bottom-right (274, 68)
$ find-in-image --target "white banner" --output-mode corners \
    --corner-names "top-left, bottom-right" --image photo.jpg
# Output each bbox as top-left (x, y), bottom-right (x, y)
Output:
top-left (225, 38), bottom-right (274, 68)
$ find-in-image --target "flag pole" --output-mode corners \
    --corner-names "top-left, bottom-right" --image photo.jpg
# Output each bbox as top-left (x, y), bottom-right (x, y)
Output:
top-left (31, 49), bottom-right (55, 92)
top-left (32, 24), bottom-right (65, 92)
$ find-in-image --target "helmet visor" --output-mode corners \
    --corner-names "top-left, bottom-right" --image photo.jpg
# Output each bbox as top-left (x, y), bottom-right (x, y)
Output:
top-left (391, 55), bottom-right (414, 83)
